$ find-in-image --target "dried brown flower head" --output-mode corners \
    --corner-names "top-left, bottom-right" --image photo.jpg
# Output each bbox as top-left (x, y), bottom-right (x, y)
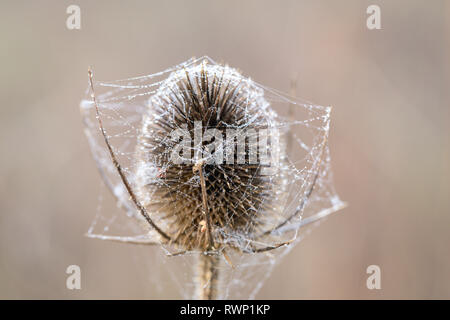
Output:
top-left (135, 61), bottom-right (283, 252)
top-left (82, 56), bottom-right (345, 300)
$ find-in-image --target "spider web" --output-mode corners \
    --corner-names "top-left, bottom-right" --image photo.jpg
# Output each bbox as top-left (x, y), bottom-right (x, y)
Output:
top-left (80, 56), bottom-right (346, 299)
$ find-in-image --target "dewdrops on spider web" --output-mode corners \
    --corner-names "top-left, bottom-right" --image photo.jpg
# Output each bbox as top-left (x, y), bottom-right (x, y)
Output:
top-left (80, 56), bottom-right (346, 299)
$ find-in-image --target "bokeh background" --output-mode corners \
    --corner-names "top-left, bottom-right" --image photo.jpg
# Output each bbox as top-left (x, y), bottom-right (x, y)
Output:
top-left (1, 0), bottom-right (449, 299)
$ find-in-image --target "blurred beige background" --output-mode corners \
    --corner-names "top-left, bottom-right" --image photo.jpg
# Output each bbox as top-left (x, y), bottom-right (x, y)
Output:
top-left (0, 0), bottom-right (449, 299)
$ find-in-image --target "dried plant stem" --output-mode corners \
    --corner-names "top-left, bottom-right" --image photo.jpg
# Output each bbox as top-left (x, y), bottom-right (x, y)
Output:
top-left (193, 159), bottom-right (220, 299)
top-left (193, 160), bottom-right (214, 249)
top-left (195, 254), bottom-right (221, 300)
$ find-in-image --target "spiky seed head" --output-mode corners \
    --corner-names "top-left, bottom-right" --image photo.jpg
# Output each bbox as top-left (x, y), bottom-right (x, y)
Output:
top-left (135, 60), bottom-right (284, 251)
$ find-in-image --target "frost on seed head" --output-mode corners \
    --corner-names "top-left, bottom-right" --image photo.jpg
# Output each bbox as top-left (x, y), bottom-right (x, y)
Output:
top-left (81, 56), bottom-right (346, 299)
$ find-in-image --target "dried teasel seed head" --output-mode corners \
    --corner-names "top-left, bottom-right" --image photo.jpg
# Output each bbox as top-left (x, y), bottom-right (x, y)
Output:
top-left (135, 60), bottom-right (285, 251)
